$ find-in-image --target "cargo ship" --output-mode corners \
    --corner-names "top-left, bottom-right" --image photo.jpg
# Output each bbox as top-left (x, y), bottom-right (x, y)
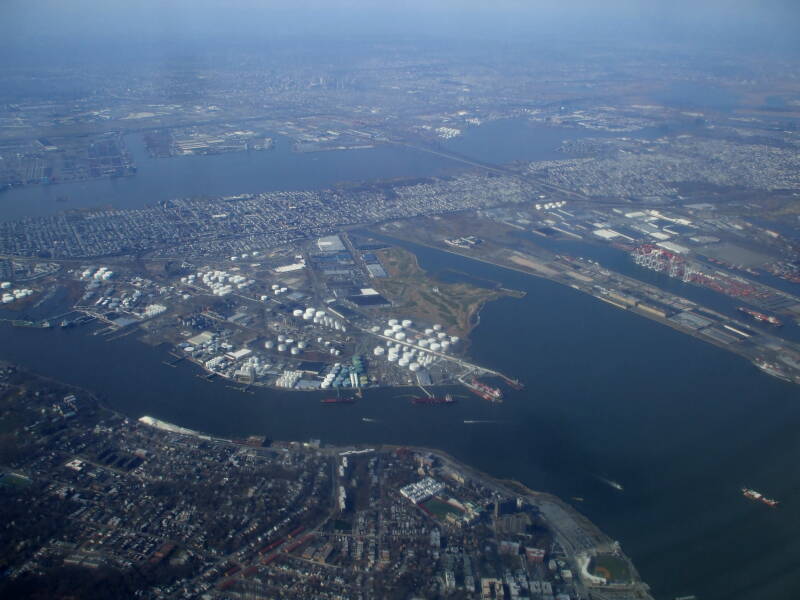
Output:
top-left (464, 378), bottom-right (503, 403)
top-left (411, 393), bottom-right (457, 405)
top-left (742, 487), bottom-right (779, 507)
top-left (737, 306), bottom-right (782, 326)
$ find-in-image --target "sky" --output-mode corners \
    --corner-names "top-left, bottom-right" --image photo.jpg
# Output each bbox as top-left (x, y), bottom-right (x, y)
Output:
top-left (1, 0), bottom-right (798, 57)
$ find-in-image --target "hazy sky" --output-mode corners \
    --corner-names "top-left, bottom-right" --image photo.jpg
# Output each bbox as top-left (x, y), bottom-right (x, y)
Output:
top-left (1, 0), bottom-right (798, 56)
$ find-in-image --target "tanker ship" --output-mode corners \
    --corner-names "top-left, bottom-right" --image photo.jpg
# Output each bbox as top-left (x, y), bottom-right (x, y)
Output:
top-left (742, 487), bottom-right (779, 507)
top-left (463, 378), bottom-right (503, 403)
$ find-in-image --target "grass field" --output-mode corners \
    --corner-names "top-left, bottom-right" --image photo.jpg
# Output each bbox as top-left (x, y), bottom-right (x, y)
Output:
top-left (421, 497), bottom-right (463, 521)
top-left (374, 246), bottom-right (512, 337)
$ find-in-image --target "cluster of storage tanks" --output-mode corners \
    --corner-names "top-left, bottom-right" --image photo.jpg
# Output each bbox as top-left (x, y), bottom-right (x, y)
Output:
top-left (230, 251), bottom-right (261, 261)
top-left (264, 335), bottom-right (308, 356)
top-left (292, 307), bottom-right (346, 332)
top-left (534, 200), bottom-right (567, 210)
top-left (80, 267), bottom-right (114, 281)
top-left (1, 281), bottom-right (34, 304)
top-left (185, 270), bottom-right (254, 297)
top-left (371, 318), bottom-right (460, 372)
top-left (260, 284), bottom-right (289, 300)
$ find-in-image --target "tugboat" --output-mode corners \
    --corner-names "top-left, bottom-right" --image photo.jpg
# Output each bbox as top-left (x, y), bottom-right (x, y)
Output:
top-left (411, 393), bottom-right (457, 405)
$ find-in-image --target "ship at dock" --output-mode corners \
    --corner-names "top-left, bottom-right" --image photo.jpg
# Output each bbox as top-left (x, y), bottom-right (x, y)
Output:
top-left (411, 393), bottom-right (457, 405)
top-left (463, 378), bottom-right (503, 403)
top-left (737, 307), bottom-right (782, 326)
top-left (320, 396), bottom-right (356, 405)
top-left (742, 487), bottom-right (779, 507)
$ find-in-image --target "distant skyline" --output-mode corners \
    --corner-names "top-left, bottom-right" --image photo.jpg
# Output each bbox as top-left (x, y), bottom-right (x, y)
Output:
top-left (1, 0), bottom-right (798, 57)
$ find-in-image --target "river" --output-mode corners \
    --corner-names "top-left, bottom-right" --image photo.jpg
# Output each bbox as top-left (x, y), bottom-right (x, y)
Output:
top-left (1, 236), bottom-right (799, 600)
top-left (0, 119), bottom-right (614, 221)
top-left (1, 118), bottom-right (799, 599)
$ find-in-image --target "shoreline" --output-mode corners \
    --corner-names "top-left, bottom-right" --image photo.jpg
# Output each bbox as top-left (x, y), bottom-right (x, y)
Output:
top-left (371, 229), bottom-right (800, 386)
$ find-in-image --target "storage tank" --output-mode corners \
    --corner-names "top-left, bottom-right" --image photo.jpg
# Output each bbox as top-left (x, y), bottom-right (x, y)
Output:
top-left (441, 341), bottom-right (450, 352)
top-left (409, 362), bottom-right (420, 372)
top-left (383, 329), bottom-right (394, 337)
top-left (264, 340), bottom-right (274, 349)
top-left (277, 335), bottom-right (286, 342)
top-left (450, 336), bottom-right (459, 344)
top-left (277, 344), bottom-right (287, 352)
top-left (292, 309), bottom-right (303, 317)
top-left (430, 342), bottom-right (442, 351)
top-left (391, 324), bottom-right (403, 332)
top-left (424, 328), bottom-right (434, 335)
top-left (388, 319), bottom-right (398, 326)
top-left (395, 332), bottom-right (406, 341)
top-left (398, 358), bottom-right (409, 367)
top-left (373, 346), bottom-right (386, 356)
top-left (401, 319), bottom-right (413, 328)
top-left (297, 341), bottom-right (307, 349)
top-left (433, 324), bottom-right (443, 331)
top-left (290, 347), bottom-right (300, 355)
top-left (418, 339), bottom-right (430, 348)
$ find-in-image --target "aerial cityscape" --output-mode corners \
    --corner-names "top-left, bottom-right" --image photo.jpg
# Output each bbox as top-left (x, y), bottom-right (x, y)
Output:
top-left (1, 1), bottom-right (800, 599)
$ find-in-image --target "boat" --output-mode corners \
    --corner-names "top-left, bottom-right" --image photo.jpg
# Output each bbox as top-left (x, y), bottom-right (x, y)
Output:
top-left (463, 378), bottom-right (503, 403)
top-left (754, 359), bottom-right (793, 383)
top-left (320, 397), bottom-right (355, 405)
top-left (321, 389), bottom-right (356, 404)
top-left (742, 487), bottom-right (779, 507)
top-left (737, 306), bottom-right (782, 326)
top-left (411, 393), bottom-right (457, 405)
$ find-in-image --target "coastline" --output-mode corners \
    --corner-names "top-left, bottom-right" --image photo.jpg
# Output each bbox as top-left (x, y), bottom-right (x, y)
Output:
top-left (370, 228), bottom-right (800, 386)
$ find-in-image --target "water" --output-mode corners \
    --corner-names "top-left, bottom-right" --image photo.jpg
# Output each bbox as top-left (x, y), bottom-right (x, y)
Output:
top-left (0, 132), bottom-right (462, 221)
top-left (1, 117), bottom-right (799, 599)
top-left (0, 118), bottom-right (649, 221)
top-left (1, 238), bottom-right (799, 600)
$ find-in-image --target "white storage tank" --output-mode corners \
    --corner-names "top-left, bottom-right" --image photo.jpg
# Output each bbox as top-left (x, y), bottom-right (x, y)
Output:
top-left (398, 358), bottom-right (409, 367)
top-left (277, 335), bottom-right (286, 342)
top-left (430, 342), bottom-right (442, 351)
top-left (292, 309), bottom-right (303, 317)
top-left (290, 347), bottom-right (300, 355)
top-left (391, 324), bottom-right (403, 332)
top-left (424, 328), bottom-right (434, 335)
top-left (401, 319), bottom-right (413, 328)
top-left (395, 332), bottom-right (406, 341)
top-left (277, 344), bottom-right (287, 352)
top-left (383, 329), bottom-right (394, 337)
top-left (409, 362), bottom-right (420, 371)
top-left (388, 319), bottom-right (398, 326)
top-left (450, 336), bottom-right (459, 344)
top-left (419, 339), bottom-right (430, 348)
top-left (441, 341), bottom-right (450, 352)
top-left (433, 324), bottom-right (443, 331)
top-left (264, 340), bottom-right (274, 349)
top-left (373, 347), bottom-right (385, 356)
top-left (437, 332), bottom-right (447, 339)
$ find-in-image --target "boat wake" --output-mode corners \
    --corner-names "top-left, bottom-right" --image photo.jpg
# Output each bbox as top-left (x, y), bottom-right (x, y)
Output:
top-left (595, 475), bottom-right (624, 491)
